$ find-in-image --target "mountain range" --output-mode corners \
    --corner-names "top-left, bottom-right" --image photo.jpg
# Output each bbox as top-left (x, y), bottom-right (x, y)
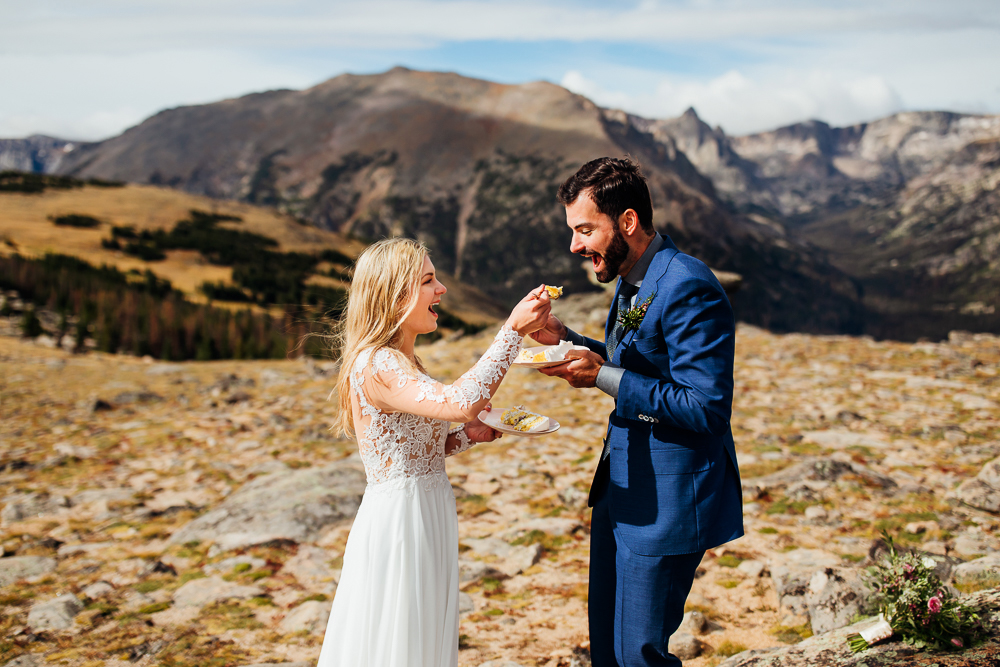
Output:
top-left (3, 67), bottom-right (998, 340)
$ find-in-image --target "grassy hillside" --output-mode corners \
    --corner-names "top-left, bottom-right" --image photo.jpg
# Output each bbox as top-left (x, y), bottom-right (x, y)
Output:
top-left (0, 181), bottom-right (505, 326)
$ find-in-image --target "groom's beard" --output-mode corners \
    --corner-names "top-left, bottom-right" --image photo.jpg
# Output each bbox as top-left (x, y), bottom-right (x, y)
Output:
top-left (593, 225), bottom-right (630, 283)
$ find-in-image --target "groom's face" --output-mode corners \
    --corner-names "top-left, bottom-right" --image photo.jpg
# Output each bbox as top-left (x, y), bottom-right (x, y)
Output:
top-left (565, 193), bottom-right (630, 283)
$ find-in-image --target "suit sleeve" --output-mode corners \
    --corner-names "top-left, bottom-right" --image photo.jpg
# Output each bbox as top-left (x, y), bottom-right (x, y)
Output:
top-left (615, 276), bottom-right (734, 436)
top-left (565, 327), bottom-right (608, 361)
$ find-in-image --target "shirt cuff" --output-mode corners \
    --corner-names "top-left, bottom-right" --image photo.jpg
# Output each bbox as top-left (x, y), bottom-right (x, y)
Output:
top-left (596, 362), bottom-right (624, 399)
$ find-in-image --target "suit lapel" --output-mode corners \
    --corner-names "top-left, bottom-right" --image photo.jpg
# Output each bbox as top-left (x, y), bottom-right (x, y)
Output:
top-left (612, 237), bottom-right (679, 363)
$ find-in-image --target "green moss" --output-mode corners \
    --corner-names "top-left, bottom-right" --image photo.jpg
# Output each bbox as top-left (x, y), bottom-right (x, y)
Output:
top-left (718, 579), bottom-right (741, 589)
top-left (715, 640), bottom-right (748, 657)
top-left (138, 602), bottom-right (171, 614)
top-left (757, 527), bottom-right (779, 535)
top-left (232, 563), bottom-right (252, 573)
top-left (135, 580), bottom-right (165, 593)
top-left (770, 622), bottom-right (813, 644)
top-left (716, 555), bottom-right (744, 568)
top-left (482, 608), bottom-right (504, 616)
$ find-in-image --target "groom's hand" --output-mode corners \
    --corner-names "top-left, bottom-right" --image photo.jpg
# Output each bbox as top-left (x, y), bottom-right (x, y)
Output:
top-left (538, 349), bottom-right (603, 388)
top-left (529, 312), bottom-right (567, 345)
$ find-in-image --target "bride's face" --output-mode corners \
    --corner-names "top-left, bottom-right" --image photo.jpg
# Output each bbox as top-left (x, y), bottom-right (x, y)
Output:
top-left (401, 255), bottom-right (447, 337)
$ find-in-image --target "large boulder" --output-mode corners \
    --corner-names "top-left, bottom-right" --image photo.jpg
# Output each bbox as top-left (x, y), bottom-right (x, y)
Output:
top-left (172, 576), bottom-right (262, 607)
top-left (0, 556), bottom-right (57, 587)
top-left (805, 567), bottom-right (870, 634)
top-left (169, 462), bottom-right (366, 552)
top-left (718, 588), bottom-right (1000, 667)
top-left (279, 600), bottom-right (332, 634)
top-left (954, 458), bottom-right (1000, 512)
top-left (27, 593), bottom-right (84, 630)
top-left (747, 457), bottom-right (896, 492)
top-left (1, 493), bottom-right (70, 526)
top-left (952, 554), bottom-right (1000, 592)
top-left (768, 549), bottom-right (841, 617)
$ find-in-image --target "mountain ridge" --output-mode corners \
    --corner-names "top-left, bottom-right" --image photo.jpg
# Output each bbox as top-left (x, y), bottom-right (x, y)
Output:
top-left (37, 67), bottom-right (865, 336)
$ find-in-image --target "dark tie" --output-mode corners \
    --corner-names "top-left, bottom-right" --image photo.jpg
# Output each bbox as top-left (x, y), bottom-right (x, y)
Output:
top-left (606, 281), bottom-right (638, 357)
top-left (600, 281), bottom-right (637, 463)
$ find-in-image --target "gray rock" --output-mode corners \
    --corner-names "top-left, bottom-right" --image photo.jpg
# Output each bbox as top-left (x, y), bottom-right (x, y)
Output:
top-left (1, 492), bottom-right (70, 525)
top-left (462, 538), bottom-right (543, 577)
top-left (478, 662), bottom-right (525, 667)
top-left (747, 457), bottom-right (896, 491)
top-left (279, 600), bottom-right (332, 634)
top-left (805, 567), bottom-right (870, 634)
top-left (282, 545), bottom-right (336, 588)
top-left (27, 593), bottom-right (84, 630)
top-left (169, 462), bottom-right (366, 552)
top-left (53, 442), bottom-right (97, 459)
top-left (241, 663), bottom-right (311, 667)
top-left (953, 533), bottom-right (992, 557)
top-left (172, 575), bottom-right (262, 607)
top-left (679, 610), bottom-right (707, 635)
top-left (952, 554), bottom-right (1000, 591)
top-left (0, 556), bottom-right (57, 587)
top-left (668, 632), bottom-right (703, 660)
top-left (737, 560), bottom-right (766, 578)
top-left (499, 517), bottom-right (582, 540)
top-left (3, 656), bottom-right (39, 667)
top-left (459, 591), bottom-right (475, 615)
top-left (458, 558), bottom-right (505, 584)
top-left (768, 549), bottom-right (841, 616)
top-left (81, 581), bottom-right (114, 599)
top-left (954, 456), bottom-right (1000, 512)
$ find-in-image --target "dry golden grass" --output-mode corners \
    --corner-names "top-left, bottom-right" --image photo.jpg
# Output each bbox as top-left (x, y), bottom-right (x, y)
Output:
top-left (0, 183), bottom-right (503, 324)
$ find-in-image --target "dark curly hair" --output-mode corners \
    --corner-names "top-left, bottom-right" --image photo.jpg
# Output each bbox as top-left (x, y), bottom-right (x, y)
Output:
top-left (557, 157), bottom-right (653, 233)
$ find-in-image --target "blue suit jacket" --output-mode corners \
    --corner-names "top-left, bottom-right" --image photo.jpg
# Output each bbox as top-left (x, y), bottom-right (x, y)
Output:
top-left (583, 236), bottom-right (744, 556)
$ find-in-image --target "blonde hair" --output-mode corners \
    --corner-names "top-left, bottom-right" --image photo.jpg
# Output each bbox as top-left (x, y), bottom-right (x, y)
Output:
top-left (332, 237), bottom-right (428, 436)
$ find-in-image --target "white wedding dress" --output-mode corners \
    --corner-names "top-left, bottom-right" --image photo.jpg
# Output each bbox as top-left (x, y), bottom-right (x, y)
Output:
top-left (316, 325), bottom-right (522, 667)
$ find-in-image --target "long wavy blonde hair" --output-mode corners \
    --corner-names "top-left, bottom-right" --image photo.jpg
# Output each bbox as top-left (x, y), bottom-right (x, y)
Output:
top-left (332, 237), bottom-right (429, 436)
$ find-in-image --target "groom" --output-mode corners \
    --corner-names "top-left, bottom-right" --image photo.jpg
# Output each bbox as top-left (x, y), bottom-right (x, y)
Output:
top-left (533, 157), bottom-right (743, 666)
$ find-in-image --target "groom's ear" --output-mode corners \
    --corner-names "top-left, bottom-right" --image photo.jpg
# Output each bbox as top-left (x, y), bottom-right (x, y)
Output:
top-left (619, 208), bottom-right (641, 236)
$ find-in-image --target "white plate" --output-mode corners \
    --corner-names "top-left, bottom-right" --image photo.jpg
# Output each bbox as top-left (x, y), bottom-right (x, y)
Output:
top-left (512, 345), bottom-right (572, 369)
top-left (478, 408), bottom-right (560, 437)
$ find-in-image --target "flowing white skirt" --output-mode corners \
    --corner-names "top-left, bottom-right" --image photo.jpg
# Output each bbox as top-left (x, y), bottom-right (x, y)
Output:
top-left (316, 473), bottom-right (460, 667)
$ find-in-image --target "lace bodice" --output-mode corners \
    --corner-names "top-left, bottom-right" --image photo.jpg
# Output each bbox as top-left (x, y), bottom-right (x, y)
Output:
top-left (350, 326), bottom-right (522, 489)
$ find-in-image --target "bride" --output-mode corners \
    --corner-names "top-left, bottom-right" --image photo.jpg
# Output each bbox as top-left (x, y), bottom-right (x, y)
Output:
top-left (316, 237), bottom-right (551, 666)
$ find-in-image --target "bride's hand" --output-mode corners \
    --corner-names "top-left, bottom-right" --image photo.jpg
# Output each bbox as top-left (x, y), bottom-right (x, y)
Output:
top-left (465, 411), bottom-right (501, 443)
top-left (506, 285), bottom-right (552, 335)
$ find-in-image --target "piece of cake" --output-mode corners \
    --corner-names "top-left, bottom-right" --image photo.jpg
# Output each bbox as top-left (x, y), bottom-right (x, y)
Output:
top-left (543, 340), bottom-right (589, 362)
top-left (500, 405), bottom-right (549, 432)
top-left (517, 348), bottom-right (549, 363)
top-left (545, 285), bottom-right (563, 299)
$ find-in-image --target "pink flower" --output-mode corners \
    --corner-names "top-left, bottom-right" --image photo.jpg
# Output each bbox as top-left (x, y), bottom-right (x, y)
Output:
top-left (951, 637), bottom-right (963, 648)
top-left (928, 596), bottom-right (942, 613)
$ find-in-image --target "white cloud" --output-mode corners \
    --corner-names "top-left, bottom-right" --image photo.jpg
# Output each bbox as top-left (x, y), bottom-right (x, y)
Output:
top-left (1, 1), bottom-right (998, 139)
top-left (562, 68), bottom-right (904, 134)
top-left (0, 50), bottom-right (321, 140)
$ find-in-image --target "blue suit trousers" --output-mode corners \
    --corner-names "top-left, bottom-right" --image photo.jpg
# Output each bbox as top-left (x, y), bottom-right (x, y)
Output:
top-left (589, 466), bottom-right (705, 667)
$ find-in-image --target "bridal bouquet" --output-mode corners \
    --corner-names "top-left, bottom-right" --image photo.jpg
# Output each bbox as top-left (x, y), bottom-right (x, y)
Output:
top-left (847, 533), bottom-right (986, 652)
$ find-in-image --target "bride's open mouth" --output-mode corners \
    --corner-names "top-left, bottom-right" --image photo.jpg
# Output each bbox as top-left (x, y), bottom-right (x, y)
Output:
top-left (429, 301), bottom-right (439, 318)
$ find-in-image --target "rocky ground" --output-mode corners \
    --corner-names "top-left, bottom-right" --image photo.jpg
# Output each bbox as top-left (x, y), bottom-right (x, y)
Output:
top-left (2, 298), bottom-right (1000, 667)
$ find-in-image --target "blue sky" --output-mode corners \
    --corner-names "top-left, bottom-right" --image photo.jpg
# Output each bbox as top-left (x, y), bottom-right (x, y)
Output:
top-left (2, 0), bottom-right (999, 140)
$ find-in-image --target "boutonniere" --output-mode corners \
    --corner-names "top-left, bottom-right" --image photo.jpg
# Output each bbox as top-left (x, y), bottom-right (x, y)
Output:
top-left (618, 293), bottom-right (654, 333)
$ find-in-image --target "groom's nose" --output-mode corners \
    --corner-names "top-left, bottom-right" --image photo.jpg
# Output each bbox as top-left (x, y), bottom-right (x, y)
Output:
top-left (569, 233), bottom-right (586, 255)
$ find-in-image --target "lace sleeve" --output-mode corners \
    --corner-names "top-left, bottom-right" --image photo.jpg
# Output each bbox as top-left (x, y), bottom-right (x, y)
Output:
top-left (445, 424), bottom-right (474, 457)
top-left (363, 325), bottom-right (523, 423)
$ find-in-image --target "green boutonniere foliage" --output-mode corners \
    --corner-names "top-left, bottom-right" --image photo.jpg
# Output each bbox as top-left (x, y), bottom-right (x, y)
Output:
top-left (619, 294), bottom-right (654, 333)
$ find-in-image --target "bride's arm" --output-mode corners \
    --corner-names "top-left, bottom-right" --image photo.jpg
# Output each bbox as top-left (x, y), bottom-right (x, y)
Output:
top-left (363, 325), bottom-right (523, 423)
